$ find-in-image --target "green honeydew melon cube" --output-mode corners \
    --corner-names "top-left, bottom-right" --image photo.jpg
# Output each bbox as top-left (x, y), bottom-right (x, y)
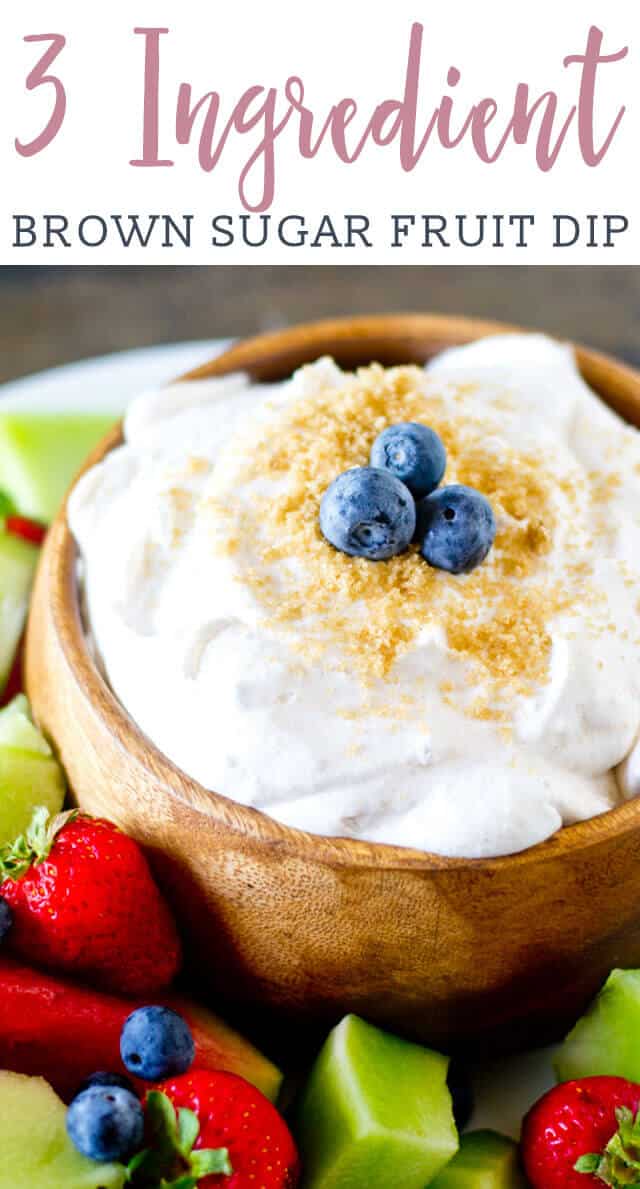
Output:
top-left (0, 693), bottom-right (51, 754)
top-left (0, 532), bottom-right (39, 692)
top-left (0, 695), bottom-right (65, 845)
top-left (431, 1131), bottom-right (526, 1188)
top-left (555, 968), bottom-right (640, 1083)
top-left (297, 1013), bottom-right (458, 1189)
top-left (0, 411), bottom-right (116, 523)
top-left (0, 1070), bottom-right (125, 1188)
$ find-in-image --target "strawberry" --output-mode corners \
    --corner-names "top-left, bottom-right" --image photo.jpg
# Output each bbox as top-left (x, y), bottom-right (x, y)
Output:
top-left (5, 515), bottom-right (47, 546)
top-left (0, 957), bottom-right (281, 1103)
top-left (521, 1076), bottom-right (640, 1188)
top-left (0, 808), bottom-right (181, 995)
top-left (131, 1069), bottom-right (299, 1188)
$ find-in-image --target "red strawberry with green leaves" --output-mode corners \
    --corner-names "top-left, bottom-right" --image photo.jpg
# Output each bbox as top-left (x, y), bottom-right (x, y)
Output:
top-left (0, 808), bottom-right (181, 995)
top-left (521, 1076), bottom-right (640, 1188)
top-left (129, 1070), bottom-right (299, 1188)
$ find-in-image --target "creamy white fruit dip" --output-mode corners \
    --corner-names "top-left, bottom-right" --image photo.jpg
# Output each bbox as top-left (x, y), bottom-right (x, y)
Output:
top-left (68, 335), bottom-right (640, 858)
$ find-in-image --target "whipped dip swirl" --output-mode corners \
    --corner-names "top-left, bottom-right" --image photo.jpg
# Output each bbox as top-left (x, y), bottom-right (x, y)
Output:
top-left (69, 335), bottom-right (640, 858)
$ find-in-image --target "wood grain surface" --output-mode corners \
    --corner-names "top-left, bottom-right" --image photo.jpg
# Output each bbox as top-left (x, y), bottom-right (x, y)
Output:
top-left (1, 266), bottom-right (639, 385)
top-left (24, 313), bottom-right (640, 1055)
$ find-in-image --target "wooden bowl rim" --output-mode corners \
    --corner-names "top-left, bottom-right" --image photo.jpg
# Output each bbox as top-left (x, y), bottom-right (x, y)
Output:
top-left (48, 312), bottom-right (640, 873)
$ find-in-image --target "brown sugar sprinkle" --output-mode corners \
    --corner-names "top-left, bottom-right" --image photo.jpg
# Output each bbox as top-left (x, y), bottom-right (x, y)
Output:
top-left (186, 455), bottom-right (211, 476)
top-left (589, 469), bottom-right (623, 502)
top-left (167, 486), bottom-right (192, 512)
top-left (210, 363), bottom-right (599, 720)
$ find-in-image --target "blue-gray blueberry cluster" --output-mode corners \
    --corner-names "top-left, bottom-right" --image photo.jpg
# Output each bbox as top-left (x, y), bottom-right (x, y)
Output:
top-left (320, 422), bottom-right (496, 574)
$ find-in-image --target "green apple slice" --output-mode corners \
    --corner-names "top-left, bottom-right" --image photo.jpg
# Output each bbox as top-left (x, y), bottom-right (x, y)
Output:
top-left (0, 532), bottom-right (39, 692)
top-left (0, 412), bottom-right (116, 523)
top-left (555, 969), bottom-right (640, 1083)
top-left (430, 1131), bottom-right (526, 1188)
top-left (0, 1071), bottom-right (125, 1188)
top-left (0, 695), bottom-right (65, 845)
top-left (297, 1014), bottom-right (458, 1189)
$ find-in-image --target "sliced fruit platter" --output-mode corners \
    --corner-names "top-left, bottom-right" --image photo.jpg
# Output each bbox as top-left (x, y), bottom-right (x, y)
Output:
top-left (3, 345), bottom-right (640, 1189)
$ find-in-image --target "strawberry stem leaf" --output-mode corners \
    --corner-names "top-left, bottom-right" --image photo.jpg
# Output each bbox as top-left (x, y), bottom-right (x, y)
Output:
top-left (125, 1149), bottom-right (152, 1178)
top-left (177, 1108), bottom-right (200, 1156)
top-left (125, 1091), bottom-right (232, 1187)
top-left (0, 807), bottom-right (80, 881)
top-left (146, 1090), bottom-right (179, 1147)
top-left (575, 1106), bottom-right (640, 1186)
top-left (576, 1154), bottom-right (603, 1172)
top-left (191, 1148), bottom-right (232, 1177)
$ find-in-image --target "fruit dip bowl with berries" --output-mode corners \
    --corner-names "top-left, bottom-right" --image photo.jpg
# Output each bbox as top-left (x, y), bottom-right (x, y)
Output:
top-left (24, 314), bottom-right (640, 1053)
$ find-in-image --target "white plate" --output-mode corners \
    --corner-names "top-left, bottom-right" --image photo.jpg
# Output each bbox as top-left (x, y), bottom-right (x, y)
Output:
top-left (0, 340), bottom-right (228, 413)
top-left (0, 339), bottom-right (557, 1138)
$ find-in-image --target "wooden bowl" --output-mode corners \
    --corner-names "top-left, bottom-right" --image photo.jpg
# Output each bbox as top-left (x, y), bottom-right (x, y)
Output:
top-left (25, 314), bottom-right (640, 1053)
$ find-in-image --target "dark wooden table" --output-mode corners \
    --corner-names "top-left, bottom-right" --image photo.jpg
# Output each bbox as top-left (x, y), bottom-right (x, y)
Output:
top-left (0, 266), bottom-right (638, 385)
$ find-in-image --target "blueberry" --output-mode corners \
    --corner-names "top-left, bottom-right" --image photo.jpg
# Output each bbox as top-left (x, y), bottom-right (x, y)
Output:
top-left (120, 1005), bottom-right (194, 1081)
top-left (0, 897), bottom-right (12, 943)
top-left (447, 1058), bottom-right (474, 1130)
top-left (76, 1071), bottom-right (136, 1098)
top-left (370, 422), bottom-right (446, 498)
top-left (66, 1085), bottom-right (144, 1163)
top-left (320, 467), bottom-right (416, 561)
top-left (417, 485), bottom-right (496, 574)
